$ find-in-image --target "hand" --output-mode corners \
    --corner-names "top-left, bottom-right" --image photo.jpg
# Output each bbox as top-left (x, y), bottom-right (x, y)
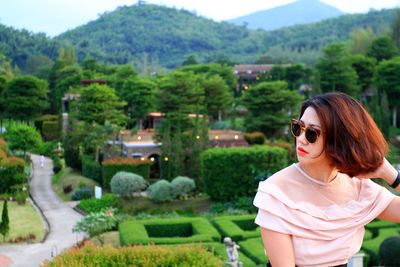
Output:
top-left (357, 158), bottom-right (397, 185)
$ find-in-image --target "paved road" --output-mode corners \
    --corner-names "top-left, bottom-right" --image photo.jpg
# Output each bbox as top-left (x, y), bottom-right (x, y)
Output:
top-left (0, 154), bottom-right (85, 267)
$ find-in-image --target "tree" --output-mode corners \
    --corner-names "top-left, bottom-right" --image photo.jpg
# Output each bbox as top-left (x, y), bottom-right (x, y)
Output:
top-left (110, 64), bottom-right (138, 96)
top-left (182, 54), bottom-right (199, 66)
top-left (242, 81), bottom-right (303, 143)
top-left (366, 36), bottom-right (398, 62)
top-left (4, 76), bottom-right (48, 122)
top-left (392, 9), bottom-right (400, 51)
top-left (348, 27), bottom-right (374, 55)
top-left (374, 57), bottom-right (400, 127)
top-left (23, 55), bottom-right (53, 75)
top-left (4, 124), bottom-right (42, 161)
top-left (315, 43), bottom-right (360, 97)
top-left (348, 54), bottom-right (376, 92)
top-left (284, 64), bottom-right (312, 90)
top-left (268, 65), bottom-right (286, 81)
top-left (0, 199), bottom-right (9, 241)
top-left (0, 75), bottom-right (7, 134)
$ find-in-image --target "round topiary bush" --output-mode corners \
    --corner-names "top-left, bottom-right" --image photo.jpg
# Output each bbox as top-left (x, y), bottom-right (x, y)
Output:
top-left (110, 171), bottom-right (147, 197)
top-left (170, 176), bottom-right (196, 199)
top-left (379, 235), bottom-right (400, 266)
top-left (147, 179), bottom-right (173, 202)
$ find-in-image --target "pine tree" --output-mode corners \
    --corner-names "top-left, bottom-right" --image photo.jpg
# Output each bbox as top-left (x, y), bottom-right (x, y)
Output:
top-left (0, 199), bottom-right (10, 241)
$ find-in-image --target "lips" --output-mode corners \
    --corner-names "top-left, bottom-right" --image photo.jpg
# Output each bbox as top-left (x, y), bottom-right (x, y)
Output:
top-left (297, 147), bottom-right (308, 155)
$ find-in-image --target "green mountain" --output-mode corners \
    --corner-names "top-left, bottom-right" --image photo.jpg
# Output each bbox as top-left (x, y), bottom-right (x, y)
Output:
top-left (227, 0), bottom-right (346, 30)
top-left (0, 4), bottom-right (397, 71)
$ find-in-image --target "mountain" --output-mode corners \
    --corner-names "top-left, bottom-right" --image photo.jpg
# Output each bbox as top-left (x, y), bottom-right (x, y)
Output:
top-left (227, 0), bottom-right (346, 30)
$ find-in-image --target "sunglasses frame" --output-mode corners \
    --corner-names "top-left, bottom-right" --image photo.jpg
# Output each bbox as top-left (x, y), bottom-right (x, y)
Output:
top-left (291, 119), bottom-right (322, 144)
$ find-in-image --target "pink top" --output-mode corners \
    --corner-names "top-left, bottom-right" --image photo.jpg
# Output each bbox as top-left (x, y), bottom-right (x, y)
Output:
top-left (254, 163), bottom-right (395, 267)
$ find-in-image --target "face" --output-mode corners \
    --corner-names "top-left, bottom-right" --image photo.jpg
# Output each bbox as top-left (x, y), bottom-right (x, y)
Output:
top-left (295, 107), bottom-right (330, 166)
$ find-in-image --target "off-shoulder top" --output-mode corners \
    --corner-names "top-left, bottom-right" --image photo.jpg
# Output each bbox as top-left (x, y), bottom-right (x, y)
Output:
top-left (253, 163), bottom-right (395, 267)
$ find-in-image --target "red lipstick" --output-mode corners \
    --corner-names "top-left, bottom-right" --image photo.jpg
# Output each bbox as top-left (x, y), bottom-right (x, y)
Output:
top-left (297, 147), bottom-right (308, 156)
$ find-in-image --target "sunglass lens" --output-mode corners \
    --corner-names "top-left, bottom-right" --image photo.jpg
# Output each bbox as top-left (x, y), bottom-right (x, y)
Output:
top-left (305, 129), bottom-right (317, 143)
top-left (291, 122), bottom-right (301, 137)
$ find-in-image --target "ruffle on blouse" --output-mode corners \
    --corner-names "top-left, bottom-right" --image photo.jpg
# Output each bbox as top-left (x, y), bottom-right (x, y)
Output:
top-left (253, 165), bottom-right (395, 241)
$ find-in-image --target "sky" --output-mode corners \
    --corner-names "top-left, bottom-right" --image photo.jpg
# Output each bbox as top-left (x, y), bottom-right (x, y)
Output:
top-left (0, 0), bottom-right (399, 37)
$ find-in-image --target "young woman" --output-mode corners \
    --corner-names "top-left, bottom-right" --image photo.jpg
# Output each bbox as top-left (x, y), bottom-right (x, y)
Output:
top-left (253, 92), bottom-right (400, 267)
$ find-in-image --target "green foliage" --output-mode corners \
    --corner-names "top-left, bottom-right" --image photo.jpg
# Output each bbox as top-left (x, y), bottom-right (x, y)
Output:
top-left (34, 114), bottom-right (58, 135)
top-left (211, 214), bottom-right (259, 242)
top-left (242, 81), bottom-right (303, 142)
top-left (34, 141), bottom-right (57, 157)
top-left (0, 138), bottom-right (8, 155)
top-left (0, 199), bottom-right (9, 241)
top-left (379, 236), bottom-right (400, 266)
top-left (147, 179), bottom-right (173, 202)
top-left (315, 42), bottom-right (360, 96)
top-left (45, 241), bottom-right (224, 267)
top-left (366, 35), bottom-right (398, 62)
top-left (81, 155), bottom-right (101, 183)
top-left (42, 121), bottom-right (58, 141)
top-left (170, 176), bottom-right (196, 199)
top-left (4, 124), bottom-right (42, 161)
top-left (200, 145), bottom-right (288, 201)
top-left (348, 54), bottom-right (376, 92)
top-left (119, 217), bottom-right (220, 246)
top-left (70, 187), bottom-right (92, 200)
top-left (77, 194), bottom-right (119, 214)
top-left (210, 197), bottom-right (257, 214)
top-left (238, 237), bottom-right (268, 265)
top-left (110, 171), bottom-right (147, 197)
top-left (102, 158), bottom-right (151, 189)
top-left (244, 132), bottom-right (266, 145)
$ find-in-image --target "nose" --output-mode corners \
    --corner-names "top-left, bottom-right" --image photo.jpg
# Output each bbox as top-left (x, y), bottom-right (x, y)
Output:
top-left (297, 129), bottom-right (308, 145)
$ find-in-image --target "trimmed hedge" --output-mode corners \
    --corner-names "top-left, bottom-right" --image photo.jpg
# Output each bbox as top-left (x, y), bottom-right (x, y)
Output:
top-left (81, 155), bottom-right (101, 183)
top-left (42, 121), bottom-right (58, 141)
top-left (102, 157), bottom-right (151, 189)
top-left (201, 242), bottom-right (259, 267)
top-left (212, 214), bottom-right (259, 242)
top-left (239, 237), bottom-right (268, 265)
top-left (201, 145), bottom-right (288, 201)
top-left (119, 217), bottom-right (220, 246)
top-left (34, 114), bottom-right (58, 135)
top-left (244, 132), bottom-right (266, 145)
top-left (44, 241), bottom-right (224, 267)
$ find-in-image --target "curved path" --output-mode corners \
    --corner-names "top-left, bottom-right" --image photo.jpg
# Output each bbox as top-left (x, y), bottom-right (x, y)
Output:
top-left (0, 154), bottom-right (85, 267)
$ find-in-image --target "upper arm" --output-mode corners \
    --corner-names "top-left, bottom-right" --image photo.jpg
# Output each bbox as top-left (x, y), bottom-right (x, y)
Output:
top-left (260, 226), bottom-right (295, 267)
top-left (377, 196), bottom-right (400, 223)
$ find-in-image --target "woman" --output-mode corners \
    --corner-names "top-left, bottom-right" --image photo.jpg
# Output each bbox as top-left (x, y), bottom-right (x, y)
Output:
top-left (253, 92), bottom-right (400, 267)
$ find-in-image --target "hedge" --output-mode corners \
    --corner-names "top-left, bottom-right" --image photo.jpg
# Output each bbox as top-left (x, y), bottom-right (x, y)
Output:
top-left (81, 155), bottom-right (101, 183)
top-left (34, 114), bottom-right (58, 135)
top-left (200, 145), bottom-right (288, 201)
top-left (119, 217), bottom-right (220, 246)
top-left (0, 157), bottom-right (26, 193)
top-left (102, 157), bottom-right (151, 189)
top-left (43, 241), bottom-right (224, 267)
top-left (239, 237), bottom-right (268, 265)
top-left (77, 194), bottom-right (119, 214)
top-left (42, 121), bottom-right (58, 141)
top-left (211, 214), bottom-right (259, 242)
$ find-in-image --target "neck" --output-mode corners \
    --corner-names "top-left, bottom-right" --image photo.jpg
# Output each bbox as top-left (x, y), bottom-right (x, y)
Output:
top-left (298, 162), bottom-right (338, 183)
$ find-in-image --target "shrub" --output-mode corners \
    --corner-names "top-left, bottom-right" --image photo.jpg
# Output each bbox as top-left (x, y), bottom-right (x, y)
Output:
top-left (63, 184), bottom-right (73, 194)
top-left (244, 132), bottom-right (266, 145)
top-left (200, 145), bottom-right (288, 201)
top-left (0, 157), bottom-right (25, 173)
top-left (0, 138), bottom-right (8, 155)
top-left (78, 194), bottom-right (119, 214)
top-left (81, 155), bottom-right (101, 183)
top-left (147, 179), bottom-right (173, 202)
top-left (102, 157), bottom-right (151, 189)
top-left (34, 114), bottom-right (58, 135)
top-left (110, 172), bottom-right (146, 197)
top-left (50, 152), bottom-right (62, 174)
top-left (71, 187), bottom-right (92, 200)
top-left (170, 176), bottom-right (196, 199)
top-left (34, 141), bottom-right (57, 157)
top-left (43, 241), bottom-right (224, 267)
top-left (379, 235), bottom-right (400, 266)
top-left (64, 144), bottom-right (81, 170)
top-left (0, 149), bottom-right (6, 162)
top-left (42, 121), bottom-right (58, 141)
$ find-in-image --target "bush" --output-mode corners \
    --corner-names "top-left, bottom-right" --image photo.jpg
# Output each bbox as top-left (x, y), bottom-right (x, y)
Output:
top-left (78, 194), bottom-right (119, 214)
top-left (0, 149), bottom-right (6, 162)
top-left (102, 157), bottom-right (151, 189)
top-left (34, 141), bottom-right (57, 157)
top-left (379, 236), bottom-right (400, 266)
top-left (81, 155), bottom-right (101, 183)
top-left (34, 114), bottom-right (58, 135)
top-left (71, 187), bottom-right (92, 200)
top-left (0, 138), bottom-right (8, 155)
top-left (51, 152), bottom-right (62, 174)
top-left (44, 241), bottom-right (224, 267)
top-left (64, 138), bottom-right (81, 170)
top-left (110, 172), bottom-right (147, 197)
top-left (42, 121), bottom-right (58, 141)
top-left (244, 132), bottom-right (266, 145)
top-left (147, 179), bottom-right (173, 202)
top-left (170, 176), bottom-right (196, 199)
top-left (200, 145), bottom-right (288, 201)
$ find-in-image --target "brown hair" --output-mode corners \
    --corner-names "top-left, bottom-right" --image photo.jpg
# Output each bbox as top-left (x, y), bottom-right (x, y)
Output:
top-left (299, 92), bottom-right (388, 177)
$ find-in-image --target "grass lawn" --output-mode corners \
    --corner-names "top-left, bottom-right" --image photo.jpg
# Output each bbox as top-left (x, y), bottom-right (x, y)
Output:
top-left (52, 167), bottom-right (100, 202)
top-left (0, 200), bottom-right (45, 244)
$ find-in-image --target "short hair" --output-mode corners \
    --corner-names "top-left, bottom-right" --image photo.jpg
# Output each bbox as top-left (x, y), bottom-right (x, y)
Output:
top-left (298, 92), bottom-right (388, 177)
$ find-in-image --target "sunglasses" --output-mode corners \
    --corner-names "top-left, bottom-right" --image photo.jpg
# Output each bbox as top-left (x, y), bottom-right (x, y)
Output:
top-left (290, 119), bottom-right (322, 144)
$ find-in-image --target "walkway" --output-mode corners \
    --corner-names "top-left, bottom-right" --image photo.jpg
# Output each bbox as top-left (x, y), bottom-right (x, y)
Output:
top-left (0, 154), bottom-right (85, 267)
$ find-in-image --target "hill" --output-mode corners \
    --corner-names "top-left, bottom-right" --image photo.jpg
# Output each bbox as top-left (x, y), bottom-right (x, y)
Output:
top-left (227, 0), bottom-right (346, 30)
top-left (0, 4), bottom-right (397, 71)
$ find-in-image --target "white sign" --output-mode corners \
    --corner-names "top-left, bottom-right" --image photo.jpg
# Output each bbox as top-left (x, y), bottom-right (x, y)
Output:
top-left (95, 186), bottom-right (102, 199)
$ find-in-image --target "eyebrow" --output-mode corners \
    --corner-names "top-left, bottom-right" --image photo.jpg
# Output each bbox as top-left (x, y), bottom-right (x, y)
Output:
top-left (299, 119), bottom-right (321, 129)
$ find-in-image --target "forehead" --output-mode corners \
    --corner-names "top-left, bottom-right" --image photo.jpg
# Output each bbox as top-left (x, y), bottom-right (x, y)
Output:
top-left (300, 107), bottom-right (321, 127)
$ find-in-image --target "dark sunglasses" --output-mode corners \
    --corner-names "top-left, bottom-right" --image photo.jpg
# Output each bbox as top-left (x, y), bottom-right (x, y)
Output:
top-left (290, 119), bottom-right (322, 143)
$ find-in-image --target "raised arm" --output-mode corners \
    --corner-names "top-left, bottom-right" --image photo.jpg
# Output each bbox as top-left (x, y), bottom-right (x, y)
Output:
top-left (260, 227), bottom-right (296, 267)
